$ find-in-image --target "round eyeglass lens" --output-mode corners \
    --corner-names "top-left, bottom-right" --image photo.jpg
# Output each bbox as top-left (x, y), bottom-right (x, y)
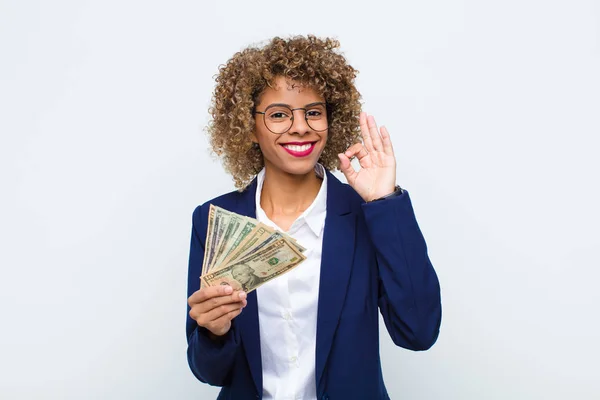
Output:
top-left (263, 104), bottom-right (328, 134)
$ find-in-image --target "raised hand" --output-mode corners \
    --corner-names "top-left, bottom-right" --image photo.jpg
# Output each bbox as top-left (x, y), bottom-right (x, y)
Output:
top-left (338, 112), bottom-right (397, 202)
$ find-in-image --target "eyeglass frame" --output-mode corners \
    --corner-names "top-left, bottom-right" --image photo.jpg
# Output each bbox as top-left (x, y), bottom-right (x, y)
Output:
top-left (253, 102), bottom-right (330, 134)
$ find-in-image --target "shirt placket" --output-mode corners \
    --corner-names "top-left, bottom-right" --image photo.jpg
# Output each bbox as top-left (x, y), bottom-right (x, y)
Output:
top-left (286, 223), bottom-right (302, 399)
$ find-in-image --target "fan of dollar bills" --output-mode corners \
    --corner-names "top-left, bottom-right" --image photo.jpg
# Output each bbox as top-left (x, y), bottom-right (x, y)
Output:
top-left (200, 205), bottom-right (307, 293)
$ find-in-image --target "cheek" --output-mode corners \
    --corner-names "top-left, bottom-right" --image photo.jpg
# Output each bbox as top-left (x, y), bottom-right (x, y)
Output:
top-left (254, 130), bottom-right (276, 147)
top-left (318, 132), bottom-right (329, 150)
top-left (256, 137), bottom-right (281, 157)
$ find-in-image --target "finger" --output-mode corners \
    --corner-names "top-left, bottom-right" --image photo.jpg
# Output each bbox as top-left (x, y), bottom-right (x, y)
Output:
top-left (344, 143), bottom-right (369, 160)
top-left (205, 290), bottom-right (246, 314)
top-left (203, 301), bottom-right (246, 323)
top-left (207, 307), bottom-right (244, 334)
top-left (338, 153), bottom-right (357, 184)
top-left (360, 112), bottom-right (375, 153)
top-left (191, 298), bottom-right (246, 325)
top-left (367, 115), bottom-right (384, 152)
top-left (189, 289), bottom-right (246, 315)
top-left (380, 126), bottom-right (395, 156)
top-left (194, 285), bottom-right (246, 304)
top-left (188, 284), bottom-right (233, 306)
top-left (204, 290), bottom-right (246, 312)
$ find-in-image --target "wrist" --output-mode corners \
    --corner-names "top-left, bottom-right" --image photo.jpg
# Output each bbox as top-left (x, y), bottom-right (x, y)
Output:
top-left (368, 185), bottom-right (403, 202)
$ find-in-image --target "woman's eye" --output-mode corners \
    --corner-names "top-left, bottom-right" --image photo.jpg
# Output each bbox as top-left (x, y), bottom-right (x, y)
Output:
top-left (306, 110), bottom-right (322, 118)
top-left (269, 112), bottom-right (288, 119)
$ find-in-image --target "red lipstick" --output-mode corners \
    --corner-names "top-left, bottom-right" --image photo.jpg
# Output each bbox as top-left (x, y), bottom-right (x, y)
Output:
top-left (280, 141), bottom-right (316, 157)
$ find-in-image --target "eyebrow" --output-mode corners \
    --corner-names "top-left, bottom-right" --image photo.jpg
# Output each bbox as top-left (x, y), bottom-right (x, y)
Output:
top-left (265, 102), bottom-right (326, 109)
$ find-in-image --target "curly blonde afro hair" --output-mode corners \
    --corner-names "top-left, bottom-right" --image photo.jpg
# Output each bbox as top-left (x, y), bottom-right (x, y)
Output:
top-left (207, 35), bottom-right (362, 189)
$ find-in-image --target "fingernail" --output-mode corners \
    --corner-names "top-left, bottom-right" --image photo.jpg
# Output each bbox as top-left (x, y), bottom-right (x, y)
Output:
top-left (224, 286), bottom-right (233, 294)
top-left (239, 292), bottom-right (247, 300)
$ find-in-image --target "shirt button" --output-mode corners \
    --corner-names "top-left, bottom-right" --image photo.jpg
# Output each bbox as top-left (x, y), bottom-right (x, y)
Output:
top-left (283, 311), bottom-right (292, 321)
top-left (290, 356), bottom-right (297, 363)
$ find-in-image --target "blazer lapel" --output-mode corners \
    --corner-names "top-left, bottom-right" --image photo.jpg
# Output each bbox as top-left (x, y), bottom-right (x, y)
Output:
top-left (315, 171), bottom-right (357, 389)
top-left (233, 179), bottom-right (263, 395)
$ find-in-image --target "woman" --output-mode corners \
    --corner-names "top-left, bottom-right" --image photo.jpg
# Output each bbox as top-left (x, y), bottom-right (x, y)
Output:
top-left (186, 36), bottom-right (441, 400)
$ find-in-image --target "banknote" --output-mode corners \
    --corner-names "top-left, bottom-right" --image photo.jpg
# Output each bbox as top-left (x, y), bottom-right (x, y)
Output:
top-left (208, 207), bottom-right (251, 271)
top-left (201, 205), bottom-right (217, 277)
top-left (278, 232), bottom-right (306, 252)
top-left (201, 237), bottom-right (306, 293)
top-left (233, 230), bottom-right (306, 262)
top-left (211, 218), bottom-right (257, 270)
top-left (200, 205), bottom-right (307, 290)
top-left (219, 223), bottom-right (273, 266)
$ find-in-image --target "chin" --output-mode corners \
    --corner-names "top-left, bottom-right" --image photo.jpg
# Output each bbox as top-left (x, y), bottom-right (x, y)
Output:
top-left (278, 158), bottom-right (321, 177)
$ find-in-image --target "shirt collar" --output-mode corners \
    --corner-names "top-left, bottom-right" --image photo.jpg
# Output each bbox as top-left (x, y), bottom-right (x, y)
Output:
top-left (255, 163), bottom-right (327, 237)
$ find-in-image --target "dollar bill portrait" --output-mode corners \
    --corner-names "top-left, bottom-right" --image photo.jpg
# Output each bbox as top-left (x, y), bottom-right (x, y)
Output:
top-left (230, 263), bottom-right (267, 292)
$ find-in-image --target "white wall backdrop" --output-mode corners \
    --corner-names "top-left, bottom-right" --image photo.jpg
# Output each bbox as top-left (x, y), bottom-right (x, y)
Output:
top-left (1, 0), bottom-right (599, 399)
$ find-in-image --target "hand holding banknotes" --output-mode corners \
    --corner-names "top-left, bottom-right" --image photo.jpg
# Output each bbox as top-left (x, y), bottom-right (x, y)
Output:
top-left (199, 205), bottom-right (307, 293)
top-left (189, 204), bottom-right (307, 336)
top-left (188, 285), bottom-right (247, 337)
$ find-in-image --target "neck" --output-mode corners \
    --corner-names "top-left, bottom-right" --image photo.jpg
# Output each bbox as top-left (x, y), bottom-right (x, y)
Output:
top-left (260, 165), bottom-right (322, 217)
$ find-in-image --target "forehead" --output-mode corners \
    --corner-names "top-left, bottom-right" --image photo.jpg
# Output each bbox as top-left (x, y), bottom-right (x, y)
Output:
top-left (256, 76), bottom-right (324, 107)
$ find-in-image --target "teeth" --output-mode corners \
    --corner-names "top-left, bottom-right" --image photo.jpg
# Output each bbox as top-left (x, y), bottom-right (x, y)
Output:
top-left (283, 143), bottom-right (312, 152)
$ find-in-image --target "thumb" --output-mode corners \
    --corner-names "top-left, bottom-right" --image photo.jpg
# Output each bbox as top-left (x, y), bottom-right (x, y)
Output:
top-left (338, 153), bottom-right (357, 183)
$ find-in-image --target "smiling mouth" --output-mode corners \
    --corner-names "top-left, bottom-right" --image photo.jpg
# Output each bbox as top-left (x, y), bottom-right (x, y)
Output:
top-left (280, 142), bottom-right (317, 157)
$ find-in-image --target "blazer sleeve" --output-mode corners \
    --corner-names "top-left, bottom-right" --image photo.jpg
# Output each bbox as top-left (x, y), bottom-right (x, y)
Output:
top-left (186, 204), bottom-right (241, 385)
top-left (361, 190), bottom-right (442, 351)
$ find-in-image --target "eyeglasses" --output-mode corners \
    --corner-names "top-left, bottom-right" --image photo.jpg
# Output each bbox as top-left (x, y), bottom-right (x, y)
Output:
top-left (254, 102), bottom-right (328, 134)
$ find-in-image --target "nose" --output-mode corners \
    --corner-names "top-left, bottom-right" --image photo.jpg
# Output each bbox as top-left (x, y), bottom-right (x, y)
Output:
top-left (288, 109), bottom-right (310, 136)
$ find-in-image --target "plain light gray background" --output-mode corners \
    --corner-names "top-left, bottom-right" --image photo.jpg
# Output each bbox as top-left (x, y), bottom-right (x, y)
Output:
top-left (1, 0), bottom-right (599, 399)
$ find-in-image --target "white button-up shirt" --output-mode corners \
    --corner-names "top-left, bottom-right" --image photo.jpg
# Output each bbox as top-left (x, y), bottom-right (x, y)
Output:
top-left (255, 164), bottom-right (327, 400)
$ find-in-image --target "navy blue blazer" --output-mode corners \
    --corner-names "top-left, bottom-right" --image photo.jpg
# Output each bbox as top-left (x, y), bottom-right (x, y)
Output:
top-left (186, 171), bottom-right (442, 400)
